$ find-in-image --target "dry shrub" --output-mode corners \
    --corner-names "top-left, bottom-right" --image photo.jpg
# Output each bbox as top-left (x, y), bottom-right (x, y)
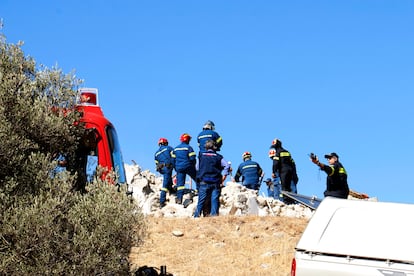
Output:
top-left (0, 179), bottom-right (146, 275)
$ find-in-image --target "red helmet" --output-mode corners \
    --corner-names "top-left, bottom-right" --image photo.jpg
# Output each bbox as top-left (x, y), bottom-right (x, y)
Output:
top-left (180, 133), bottom-right (191, 143)
top-left (158, 137), bottom-right (168, 146)
top-left (268, 149), bottom-right (276, 159)
top-left (242, 151), bottom-right (252, 161)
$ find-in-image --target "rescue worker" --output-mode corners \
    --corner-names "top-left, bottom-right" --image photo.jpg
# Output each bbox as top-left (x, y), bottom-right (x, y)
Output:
top-left (51, 152), bottom-right (67, 178)
top-left (196, 120), bottom-right (223, 198)
top-left (269, 138), bottom-right (296, 204)
top-left (310, 152), bottom-right (349, 199)
top-left (264, 177), bottom-right (279, 198)
top-left (291, 159), bottom-right (299, 193)
top-left (233, 151), bottom-right (264, 190)
top-left (197, 120), bottom-right (223, 154)
top-left (171, 133), bottom-right (197, 204)
top-left (194, 140), bottom-right (230, 217)
top-left (67, 128), bottom-right (97, 194)
top-left (154, 137), bottom-right (174, 208)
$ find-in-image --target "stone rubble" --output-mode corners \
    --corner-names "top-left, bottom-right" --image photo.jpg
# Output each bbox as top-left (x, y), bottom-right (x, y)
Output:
top-left (125, 163), bottom-right (315, 219)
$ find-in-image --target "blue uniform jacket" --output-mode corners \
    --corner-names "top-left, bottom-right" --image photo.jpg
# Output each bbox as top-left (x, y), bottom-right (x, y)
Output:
top-left (197, 129), bottom-right (223, 153)
top-left (172, 142), bottom-right (196, 171)
top-left (197, 149), bottom-right (230, 183)
top-left (234, 159), bottom-right (263, 185)
top-left (154, 145), bottom-right (174, 169)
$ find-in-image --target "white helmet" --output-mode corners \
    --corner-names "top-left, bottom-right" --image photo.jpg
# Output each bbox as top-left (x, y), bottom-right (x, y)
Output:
top-left (203, 120), bottom-right (215, 130)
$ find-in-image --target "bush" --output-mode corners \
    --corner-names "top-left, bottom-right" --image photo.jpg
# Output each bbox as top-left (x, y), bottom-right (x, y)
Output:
top-left (0, 31), bottom-right (146, 274)
top-left (1, 180), bottom-right (146, 275)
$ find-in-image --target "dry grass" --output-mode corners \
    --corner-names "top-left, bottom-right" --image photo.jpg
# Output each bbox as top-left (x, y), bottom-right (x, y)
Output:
top-left (129, 215), bottom-right (308, 276)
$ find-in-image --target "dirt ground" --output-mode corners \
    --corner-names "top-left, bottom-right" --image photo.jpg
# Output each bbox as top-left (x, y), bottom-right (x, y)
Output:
top-left (129, 215), bottom-right (308, 276)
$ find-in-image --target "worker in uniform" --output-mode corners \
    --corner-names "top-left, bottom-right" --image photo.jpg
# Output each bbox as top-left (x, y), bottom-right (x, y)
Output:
top-left (196, 120), bottom-right (223, 197)
top-left (310, 152), bottom-right (349, 199)
top-left (291, 159), bottom-right (299, 193)
top-left (154, 137), bottom-right (174, 208)
top-left (263, 178), bottom-right (278, 198)
top-left (233, 151), bottom-right (264, 191)
top-left (269, 138), bottom-right (296, 204)
top-left (194, 140), bottom-right (230, 217)
top-left (171, 133), bottom-right (197, 204)
top-left (197, 120), bottom-right (223, 154)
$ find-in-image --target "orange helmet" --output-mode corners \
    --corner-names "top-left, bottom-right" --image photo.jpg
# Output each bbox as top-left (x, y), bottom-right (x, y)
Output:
top-left (242, 151), bottom-right (252, 161)
top-left (180, 133), bottom-right (191, 143)
top-left (158, 137), bottom-right (168, 146)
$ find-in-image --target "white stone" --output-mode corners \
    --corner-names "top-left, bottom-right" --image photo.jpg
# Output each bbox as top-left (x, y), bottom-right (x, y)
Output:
top-left (125, 164), bottom-right (317, 219)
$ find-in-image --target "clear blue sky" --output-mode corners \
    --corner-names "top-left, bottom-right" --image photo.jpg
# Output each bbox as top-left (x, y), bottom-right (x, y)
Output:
top-left (2, 1), bottom-right (414, 203)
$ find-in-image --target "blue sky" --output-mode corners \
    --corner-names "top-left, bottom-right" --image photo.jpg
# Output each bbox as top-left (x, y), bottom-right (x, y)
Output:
top-left (2, 1), bottom-right (414, 203)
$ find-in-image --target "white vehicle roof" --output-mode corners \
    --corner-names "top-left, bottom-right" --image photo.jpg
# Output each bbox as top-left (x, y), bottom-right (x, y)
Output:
top-left (296, 197), bottom-right (414, 263)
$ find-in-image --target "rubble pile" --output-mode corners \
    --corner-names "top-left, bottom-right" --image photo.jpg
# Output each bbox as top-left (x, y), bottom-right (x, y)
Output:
top-left (125, 164), bottom-right (314, 219)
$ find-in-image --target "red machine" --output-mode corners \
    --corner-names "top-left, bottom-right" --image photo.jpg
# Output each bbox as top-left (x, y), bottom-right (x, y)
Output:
top-left (76, 88), bottom-right (126, 184)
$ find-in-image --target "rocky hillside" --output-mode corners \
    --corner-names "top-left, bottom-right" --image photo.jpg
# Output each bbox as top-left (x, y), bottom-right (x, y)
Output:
top-left (125, 164), bottom-right (312, 275)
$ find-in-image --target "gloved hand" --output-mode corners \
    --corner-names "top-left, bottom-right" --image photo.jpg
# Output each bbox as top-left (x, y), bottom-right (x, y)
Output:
top-left (310, 156), bottom-right (319, 164)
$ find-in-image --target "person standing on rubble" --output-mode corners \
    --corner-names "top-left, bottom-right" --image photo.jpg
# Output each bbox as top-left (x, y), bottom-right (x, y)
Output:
top-left (264, 178), bottom-right (280, 199)
top-left (171, 133), bottom-right (197, 204)
top-left (197, 120), bottom-right (223, 154)
top-left (194, 139), bottom-right (230, 217)
top-left (233, 151), bottom-right (264, 191)
top-left (310, 152), bottom-right (349, 199)
top-left (291, 159), bottom-right (299, 193)
top-left (154, 138), bottom-right (174, 208)
top-left (196, 120), bottom-right (223, 197)
top-left (269, 138), bottom-right (296, 204)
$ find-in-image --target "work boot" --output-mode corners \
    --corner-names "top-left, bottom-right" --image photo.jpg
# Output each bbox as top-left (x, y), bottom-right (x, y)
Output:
top-left (183, 198), bottom-right (193, 208)
top-left (160, 202), bottom-right (166, 208)
top-left (175, 198), bottom-right (182, 204)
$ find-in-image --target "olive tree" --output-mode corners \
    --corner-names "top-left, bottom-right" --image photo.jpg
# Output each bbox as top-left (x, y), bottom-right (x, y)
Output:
top-left (0, 32), bottom-right (145, 275)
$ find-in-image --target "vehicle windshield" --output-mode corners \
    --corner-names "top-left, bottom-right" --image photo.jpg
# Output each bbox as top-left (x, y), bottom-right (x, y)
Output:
top-left (106, 125), bottom-right (127, 184)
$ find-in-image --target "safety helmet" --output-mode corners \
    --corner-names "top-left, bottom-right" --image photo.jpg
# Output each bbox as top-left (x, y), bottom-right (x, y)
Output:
top-left (272, 138), bottom-right (282, 147)
top-left (158, 137), bottom-right (168, 146)
top-left (268, 149), bottom-right (276, 159)
top-left (204, 139), bottom-right (217, 150)
top-left (203, 120), bottom-right (215, 130)
top-left (242, 151), bottom-right (252, 161)
top-left (180, 133), bottom-right (191, 143)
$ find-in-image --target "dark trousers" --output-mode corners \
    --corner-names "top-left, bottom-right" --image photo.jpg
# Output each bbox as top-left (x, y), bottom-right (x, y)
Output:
top-left (280, 169), bottom-right (294, 204)
top-left (176, 166), bottom-right (197, 201)
top-left (160, 167), bottom-right (173, 203)
top-left (194, 182), bottom-right (221, 217)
